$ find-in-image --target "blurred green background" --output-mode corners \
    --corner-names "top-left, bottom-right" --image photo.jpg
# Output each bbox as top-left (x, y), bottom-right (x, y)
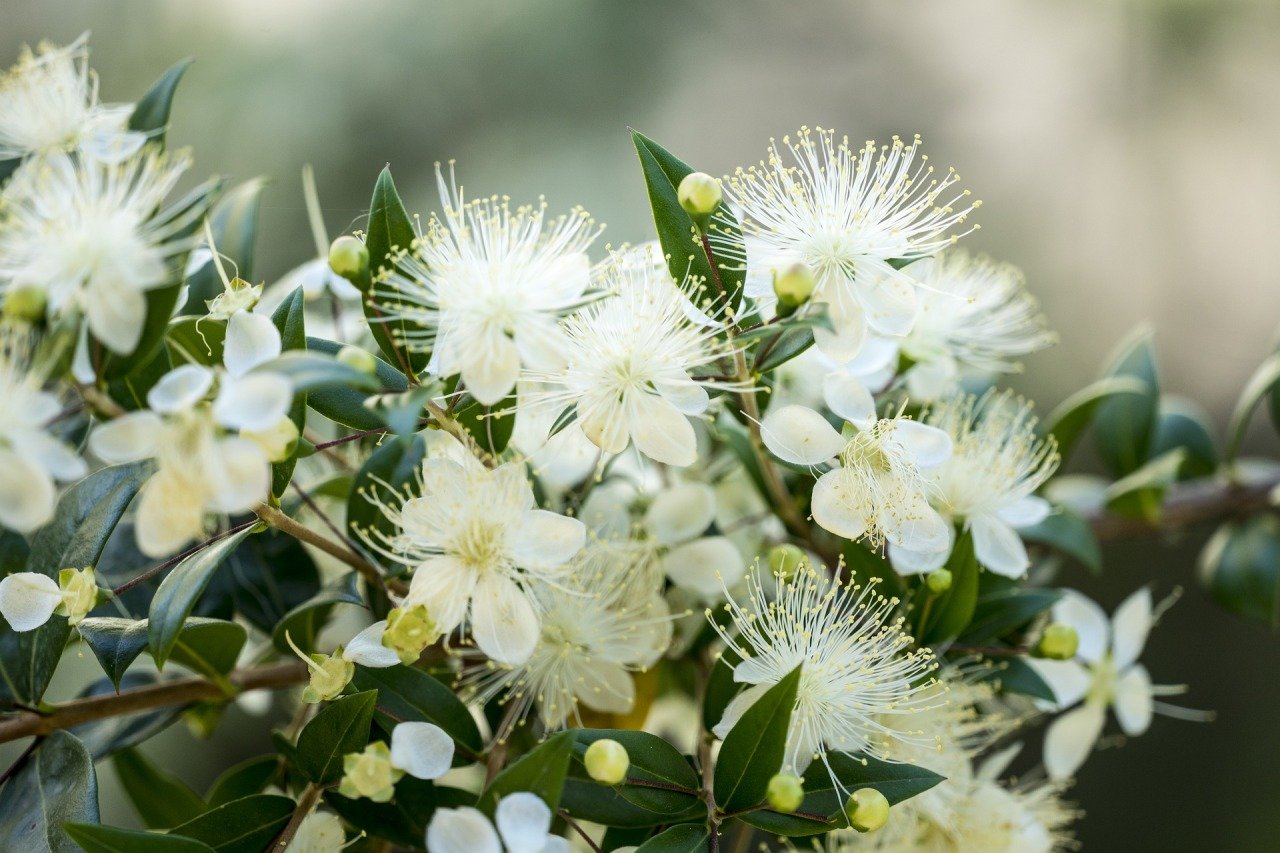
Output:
top-left (4, 0), bottom-right (1280, 849)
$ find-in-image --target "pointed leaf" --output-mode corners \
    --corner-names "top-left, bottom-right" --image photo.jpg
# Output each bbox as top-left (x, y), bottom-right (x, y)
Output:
top-left (168, 794), bottom-right (294, 853)
top-left (205, 756), bottom-right (279, 809)
top-left (1228, 352), bottom-right (1280, 463)
top-left (296, 690), bottom-right (377, 784)
top-left (65, 825), bottom-right (215, 853)
top-left (919, 532), bottom-right (979, 644)
top-left (128, 59), bottom-right (193, 143)
top-left (1018, 509), bottom-right (1101, 574)
top-left (305, 336), bottom-right (408, 430)
top-left (714, 665), bottom-right (801, 812)
top-left (0, 732), bottom-right (99, 852)
top-left (482, 730), bottom-right (575, 816)
top-left (113, 747), bottom-right (207, 829)
top-left (270, 287), bottom-right (308, 497)
top-left (148, 528), bottom-right (252, 668)
top-left (1093, 329), bottom-right (1159, 476)
top-left (363, 167), bottom-right (429, 376)
top-left (349, 663), bottom-right (482, 755)
top-left (635, 824), bottom-right (709, 852)
top-left (1044, 375), bottom-right (1147, 464)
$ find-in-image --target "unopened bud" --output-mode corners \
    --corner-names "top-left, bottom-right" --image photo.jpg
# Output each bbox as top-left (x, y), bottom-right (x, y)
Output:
top-left (677, 172), bottom-right (722, 218)
top-left (845, 787), bottom-right (890, 833)
top-left (56, 567), bottom-right (98, 626)
top-left (301, 651), bottom-right (354, 704)
top-left (768, 544), bottom-right (807, 581)
top-left (766, 773), bottom-right (805, 813)
top-left (584, 738), bottom-right (630, 784)
top-left (241, 416), bottom-right (299, 463)
top-left (925, 569), bottom-right (952, 594)
top-left (772, 262), bottom-right (816, 309)
top-left (381, 604), bottom-right (439, 665)
top-left (3, 285), bottom-right (46, 322)
top-left (329, 235), bottom-right (370, 279)
top-left (337, 345), bottom-right (378, 375)
top-left (338, 741), bottom-right (402, 802)
top-left (1036, 623), bottom-right (1079, 661)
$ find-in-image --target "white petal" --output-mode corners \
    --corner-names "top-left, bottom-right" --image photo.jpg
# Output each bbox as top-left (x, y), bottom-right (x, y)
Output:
top-left (495, 792), bottom-right (552, 853)
top-left (406, 556), bottom-right (478, 633)
top-left (846, 335), bottom-right (899, 376)
top-left (205, 437), bottom-right (270, 513)
top-left (661, 536), bottom-right (745, 599)
top-left (1113, 665), bottom-right (1154, 736)
top-left (812, 290), bottom-right (867, 363)
top-left (880, 491), bottom-right (950, 554)
top-left (86, 283), bottom-right (147, 354)
top-left (463, 332), bottom-right (520, 406)
top-left (427, 807), bottom-right (501, 853)
top-left (578, 399), bottom-right (629, 455)
top-left (134, 470), bottom-right (206, 557)
top-left (507, 510), bottom-right (585, 570)
top-left (343, 621), bottom-right (401, 668)
top-left (224, 311), bottom-right (282, 377)
top-left (1026, 659), bottom-right (1091, 710)
top-left (822, 370), bottom-right (876, 425)
top-left (760, 405), bottom-right (844, 466)
top-left (970, 515), bottom-right (1030, 578)
top-left (148, 364), bottom-right (214, 413)
top-left (888, 538), bottom-right (951, 575)
top-left (578, 481), bottom-right (637, 539)
top-left (213, 373), bottom-right (293, 432)
top-left (626, 392), bottom-right (697, 467)
top-left (469, 573), bottom-right (540, 665)
top-left (996, 495), bottom-right (1052, 528)
top-left (0, 449), bottom-right (56, 533)
top-left (89, 412), bottom-right (163, 463)
top-left (0, 573), bottom-right (61, 632)
top-left (645, 483), bottom-right (717, 546)
top-left (1043, 702), bottom-right (1105, 780)
top-left (24, 433), bottom-right (88, 482)
top-left (712, 682), bottom-right (770, 740)
top-left (891, 420), bottom-right (952, 469)
top-left (1110, 587), bottom-right (1153, 670)
top-left (855, 265), bottom-right (919, 336)
top-left (541, 837), bottom-right (571, 853)
top-left (578, 661), bottom-right (636, 714)
top-left (390, 721), bottom-right (455, 780)
top-left (810, 469), bottom-right (870, 540)
top-left (1052, 590), bottom-right (1109, 664)
top-left (654, 372), bottom-right (710, 416)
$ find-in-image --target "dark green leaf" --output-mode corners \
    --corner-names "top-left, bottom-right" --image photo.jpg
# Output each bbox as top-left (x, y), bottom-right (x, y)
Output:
top-left (560, 779), bottom-right (704, 829)
top-left (454, 394), bottom-right (516, 455)
top-left (296, 690), bottom-right (377, 784)
top-left (1103, 448), bottom-right (1186, 523)
top-left (264, 352), bottom-right (380, 394)
top-left (167, 619), bottom-right (247, 684)
top-left (1018, 509), bottom-right (1101, 574)
top-left (113, 747), bottom-right (207, 829)
top-left (635, 824), bottom-right (709, 852)
top-left (182, 179), bottom-right (267, 315)
top-left (752, 326), bottom-right (815, 374)
top-left (349, 665), bottom-right (483, 753)
top-left (271, 574), bottom-right (363, 654)
top-left (363, 167), bottom-right (429, 376)
top-left (166, 317), bottom-right (227, 366)
top-left (65, 825), bottom-right (215, 853)
top-left (1093, 329), bottom-right (1159, 476)
top-left (1227, 353), bottom-right (1280, 462)
top-left (482, 731), bottom-right (575, 816)
top-left (702, 646), bottom-right (743, 734)
top-left (205, 756), bottom-right (279, 808)
top-left (128, 59), bottom-right (192, 142)
top-left (217, 527), bottom-right (319, 637)
top-left (565, 730), bottom-right (701, 821)
top-left (842, 539), bottom-right (904, 599)
top-left (1199, 514), bottom-right (1280, 628)
top-left (149, 528), bottom-right (252, 668)
top-left (305, 336), bottom-right (408, 429)
top-left (1151, 396), bottom-right (1217, 478)
top-left (0, 731), bottom-right (99, 852)
top-left (1043, 375), bottom-right (1147, 465)
top-left (714, 665), bottom-right (801, 812)
top-left (959, 588), bottom-right (1061, 644)
top-left (168, 794), bottom-right (294, 853)
top-left (325, 779), bottom-right (472, 847)
top-left (270, 288), bottom-right (308, 497)
top-left (980, 654), bottom-right (1056, 702)
top-left (919, 532), bottom-right (979, 643)
top-left (77, 618), bottom-right (149, 688)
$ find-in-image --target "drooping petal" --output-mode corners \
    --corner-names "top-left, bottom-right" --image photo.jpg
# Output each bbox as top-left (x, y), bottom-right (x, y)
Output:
top-left (626, 391), bottom-right (697, 467)
top-left (644, 482), bottom-right (717, 546)
top-left (810, 469), bottom-right (870, 541)
top-left (822, 370), bottom-right (876, 425)
top-left (147, 364), bottom-right (214, 413)
top-left (390, 721), bottom-right (455, 780)
top-left (507, 509), bottom-right (585, 570)
top-left (212, 373), bottom-right (293, 432)
top-left (342, 621), bottom-right (401, 668)
top-left (654, 371), bottom-right (710, 416)
top-left (1052, 590), bottom-right (1109, 664)
top-left (970, 514), bottom-right (1031, 578)
top-left (995, 495), bottom-right (1052, 528)
top-left (577, 660), bottom-right (635, 715)
top-left (469, 573), bottom-right (540, 665)
top-left (405, 556), bottom-right (479, 633)
top-left (880, 491), bottom-right (950, 554)
top-left (0, 448), bottom-right (56, 533)
top-left (0, 572), bottom-right (62, 632)
top-left (1110, 587), bottom-right (1153, 670)
top-left (1113, 664), bottom-right (1154, 736)
top-left (1026, 659), bottom-right (1091, 710)
top-left (23, 432), bottom-right (88, 482)
top-left (495, 792), bottom-right (553, 853)
top-left (661, 536), bottom-right (745, 599)
top-left (463, 331), bottom-right (521, 406)
top-left (891, 420), bottom-right (952, 469)
top-left (760, 405), bottom-right (844, 466)
top-left (1043, 701), bottom-right (1106, 780)
top-left (426, 807), bottom-right (502, 853)
top-left (224, 311), bottom-right (282, 377)
top-left (205, 437), bottom-right (270, 513)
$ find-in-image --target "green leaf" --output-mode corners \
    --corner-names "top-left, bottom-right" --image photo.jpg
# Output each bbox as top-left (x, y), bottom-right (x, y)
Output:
top-left (1199, 514), bottom-right (1280, 628)
top-left (959, 587), bottom-right (1061, 644)
top-left (714, 665), bottom-right (801, 812)
top-left (1103, 448), bottom-right (1186, 522)
top-left (1044, 375), bottom-right (1148, 464)
top-left (482, 731), bottom-right (575, 816)
top-left (218, 527), bottom-right (320, 638)
top-left (363, 167), bottom-right (430, 376)
top-left (326, 779), bottom-right (473, 847)
top-left (271, 574), bottom-right (363, 655)
top-left (148, 528), bottom-right (252, 668)
top-left (348, 664), bottom-right (482, 753)
top-left (182, 179), bottom-right (267, 315)
top-left (980, 654), bottom-right (1056, 702)
top-left (128, 59), bottom-right (193, 143)
top-left (842, 538), bottom-right (905, 599)
top-left (167, 619), bottom-right (247, 684)
top-left (165, 317), bottom-right (227, 367)
top-left (560, 779), bottom-right (704, 829)
top-left (1018, 509), bottom-right (1101, 574)
top-left (77, 618), bottom-right (149, 688)
top-left (919, 532), bottom-right (979, 643)
top-left (168, 794), bottom-right (294, 853)
top-left (205, 756), bottom-right (279, 808)
top-left (270, 288), bottom-right (308, 498)
top-left (366, 384), bottom-right (435, 438)
top-left (346, 433), bottom-right (426, 557)
top-left (265, 352), bottom-right (381, 394)
top-left (305, 336), bottom-right (408, 430)
top-left (1151, 396), bottom-right (1217, 478)
top-left (702, 646), bottom-right (743, 734)
top-left (635, 824), bottom-right (709, 852)
top-left (632, 130), bottom-right (745, 313)
top-left (454, 394), bottom-right (516, 455)
top-left (1227, 352), bottom-right (1280, 463)
top-left (564, 730), bottom-right (701, 822)
top-left (1093, 328), bottom-right (1159, 476)
top-left (752, 326), bottom-right (815, 375)
top-left (296, 690), bottom-right (377, 784)
top-left (113, 747), bottom-right (207, 829)
top-left (0, 731), bottom-right (99, 852)
top-left (65, 825), bottom-right (215, 853)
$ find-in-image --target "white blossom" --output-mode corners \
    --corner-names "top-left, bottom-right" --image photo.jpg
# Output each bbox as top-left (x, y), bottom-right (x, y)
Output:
top-left (427, 792), bottom-right (569, 853)
top-left (284, 811), bottom-right (345, 853)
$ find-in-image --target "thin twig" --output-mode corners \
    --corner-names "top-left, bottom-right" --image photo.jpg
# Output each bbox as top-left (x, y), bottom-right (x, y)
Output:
top-left (254, 502), bottom-right (406, 596)
top-left (1086, 473), bottom-right (1278, 541)
top-left (112, 519), bottom-right (258, 595)
top-left (559, 811), bottom-right (601, 852)
top-left (271, 782), bottom-right (326, 851)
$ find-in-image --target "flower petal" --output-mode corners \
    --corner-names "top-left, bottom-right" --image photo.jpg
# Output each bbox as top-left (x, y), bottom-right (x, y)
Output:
top-left (712, 682), bottom-right (770, 740)
top-left (970, 514), bottom-right (1031, 578)
top-left (645, 483), bottom-right (717, 546)
top-left (810, 469), bottom-right (870, 541)
top-left (508, 509), bottom-right (585, 570)
top-left (888, 538), bottom-right (952, 575)
top-left (426, 807), bottom-right (502, 853)
top-left (462, 332), bottom-right (520, 406)
top-left (822, 370), bottom-right (876, 425)
top-left (406, 556), bottom-right (479, 633)
top-left (1110, 587), bottom-right (1153, 670)
top-left (134, 470), bottom-right (206, 557)
top-left (469, 573), bottom-right (540, 665)
top-left (1043, 701), bottom-right (1105, 780)
top-left (224, 311), bottom-right (282, 377)
top-left (390, 721), bottom-right (455, 780)
top-left (1026, 659), bottom-right (1090, 710)
top-left (495, 792), bottom-right (552, 853)
top-left (342, 621), bottom-right (401, 668)
top-left (1052, 590), bottom-right (1109, 664)
top-left (205, 437), bottom-right (270, 513)
top-left (880, 491), bottom-right (950, 554)
top-left (213, 373), bottom-right (293, 431)
top-left (1113, 664), bottom-right (1154, 736)
top-left (577, 660), bottom-right (635, 715)
top-left (760, 405), bottom-right (844, 466)
top-left (626, 391), bottom-right (697, 467)
top-left (855, 263), bottom-right (919, 336)
top-left (0, 572), bottom-right (61, 632)
top-left (995, 495), bottom-right (1052, 528)
top-left (654, 371), bottom-right (710, 416)
top-left (661, 536), bottom-right (745, 599)
top-left (85, 282), bottom-right (147, 354)
top-left (0, 448), bottom-right (56, 533)
top-left (148, 364), bottom-right (214, 413)
top-left (890, 420), bottom-right (952, 469)
top-left (24, 432), bottom-right (87, 482)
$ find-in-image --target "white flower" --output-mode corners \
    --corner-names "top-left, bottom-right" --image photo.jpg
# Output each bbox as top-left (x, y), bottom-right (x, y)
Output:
top-left (0, 34), bottom-right (139, 163)
top-left (360, 453), bottom-right (585, 665)
top-left (711, 565), bottom-right (940, 785)
top-left (761, 403), bottom-right (952, 553)
top-left (889, 393), bottom-right (1058, 578)
top-left (720, 127), bottom-right (977, 362)
top-left (524, 253), bottom-right (742, 467)
top-left (1030, 588), bottom-right (1190, 780)
top-left (460, 538), bottom-right (673, 732)
top-left (0, 567), bottom-right (98, 632)
top-left (0, 147), bottom-right (197, 354)
top-left (341, 620), bottom-right (403, 668)
top-left (510, 382), bottom-right (601, 491)
top-left (88, 311), bottom-right (292, 556)
top-left (426, 792), bottom-right (569, 853)
top-left (377, 164), bottom-right (601, 405)
top-left (284, 811), bottom-right (345, 853)
top-left (0, 334), bottom-right (86, 532)
top-left (389, 720), bottom-right (455, 780)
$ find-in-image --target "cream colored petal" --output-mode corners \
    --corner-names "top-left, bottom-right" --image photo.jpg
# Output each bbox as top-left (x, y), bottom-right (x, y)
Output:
top-left (0, 572), bottom-right (61, 632)
top-left (469, 573), bottom-right (540, 666)
top-left (626, 391), bottom-right (697, 467)
top-left (426, 807), bottom-right (501, 853)
top-left (0, 448), bottom-right (56, 533)
top-left (224, 311), bottom-right (282, 377)
top-left (1113, 664), bottom-right (1154, 736)
top-left (390, 721), bottom-right (455, 780)
top-left (810, 469), bottom-right (870, 541)
top-left (760, 405), bottom-right (844, 466)
top-left (1043, 701), bottom-right (1105, 780)
top-left (1110, 587), bottom-right (1153, 671)
top-left (644, 482), bottom-right (716, 546)
top-left (406, 556), bottom-right (479, 633)
top-left (88, 411), bottom-right (162, 463)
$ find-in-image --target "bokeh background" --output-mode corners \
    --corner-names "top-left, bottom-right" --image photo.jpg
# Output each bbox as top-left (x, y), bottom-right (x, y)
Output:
top-left (4, 1), bottom-right (1280, 849)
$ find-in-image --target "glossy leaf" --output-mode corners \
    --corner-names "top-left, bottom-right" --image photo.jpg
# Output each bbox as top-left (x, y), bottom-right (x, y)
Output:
top-left (1103, 448), bottom-right (1186, 522)
top-left (714, 665), bottom-right (801, 812)
top-left (296, 690), bottom-right (377, 784)
top-left (270, 287), bottom-right (308, 497)
top-left (635, 824), bottom-right (709, 852)
top-left (1093, 329), bottom-right (1159, 476)
top-left (149, 528), bottom-right (252, 668)
top-left (305, 336), bottom-right (408, 429)
top-left (326, 779), bottom-right (473, 847)
top-left (1151, 396), bottom-right (1217, 478)
top-left (1199, 514), bottom-right (1280, 628)
top-left (166, 317), bottom-right (227, 367)
top-left (271, 574), bottom-right (363, 654)
top-left (362, 167), bottom-right (429, 376)
top-left (66, 825), bottom-right (215, 853)
top-left (128, 59), bottom-right (192, 143)
top-left (0, 732), bottom-right (99, 852)
top-left (348, 664), bottom-right (482, 752)
top-left (1227, 352), bottom-right (1280, 463)
top-left (919, 532), bottom-right (979, 643)
top-left (346, 432), bottom-right (426, 555)
top-left (1018, 509), bottom-right (1101, 574)
top-left (482, 730), bottom-right (575, 816)
top-left (959, 587), bottom-right (1061, 644)
top-left (168, 794), bottom-right (294, 853)
top-left (1044, 375), bottom-right (1147, 464)
top-left (205, 756), bottom-right (279, 808)
top-left (113, 747), bottom-right (207, 829)
top-left (981, 654), bottom-right (1056, 702)
top-left (564, 729), bottom-right (701, 822)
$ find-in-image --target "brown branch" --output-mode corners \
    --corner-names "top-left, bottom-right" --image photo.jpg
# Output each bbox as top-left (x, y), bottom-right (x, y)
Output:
top-left (254, 502), bottom-right (407, 596)
top-left (1086, 473), bottom-right (1278, 541)
top-left (271, 782), bottom-right (326, 851)
top-left (0, 661), bottom-right (308, 744)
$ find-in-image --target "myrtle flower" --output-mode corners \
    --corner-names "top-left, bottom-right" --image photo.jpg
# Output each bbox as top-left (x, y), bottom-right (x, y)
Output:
top-left (376, 164), bottom-right (602, 404)
top-left (0, 567), bottom-right (98, 632)
top-left (427, 792), bottom-right (569, 853)
top-left (460, 539), bottom-right (673, 733)
top-left (720, 127), bottom-right (977, 362)
top-left (1029, 588), bottom-right (1193, 780)
top-left (88, 311), bottom-right (294, 556)
top-left (761, 402), bottom-right (952, 553)
top-left (710, 565), bottom-right (939, 786)
top-left (284, 811), bottom-right (345, 853)
top-left (889, 393), bottom-right (1059, 577)
top-left (360, 453), bottom-right (586, 665)
top-left (338, 721), bottom-right (454, 802)
top-left (524, 253), bottom-right (742, 467)
top-left (0, 146), bottom-right (198, 354)
top-left (0, 34), bottom-right (139, 163)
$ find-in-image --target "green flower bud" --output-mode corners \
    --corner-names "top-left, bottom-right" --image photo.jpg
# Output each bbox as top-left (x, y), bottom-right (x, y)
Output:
top-left (329, 235), bottom-right (370, 279)
top-left (1036, 623), bottom-right (1079, 661)
top-left (845, 787), bottom-right (890, 832)
top-left (925, 569), bottom-right (952, 594)
top-left (766, 773), bottom-right (805, 814)
top-left (382, 604), bottom-right (439, 665)
top-left (241, 416), bottom-right (299, 463)
top-left (768, 544), bottom-right (807, 581)
top-left (677, 172), bottom-right (722, 218)
top-left (301, 651), bottom-right (355, 704)
top-left (3, 285), bottom-right (46, 322)
top-left (56, 567), bottom-right (98, 626)
top-left (337, 345), bottom-right (378, 375)
top-left (338, 741), bottom-right (403, 802)
top-left (772, 262), bottom-right (817, 309)
top-left (584, 738), bottom-right (630, 784)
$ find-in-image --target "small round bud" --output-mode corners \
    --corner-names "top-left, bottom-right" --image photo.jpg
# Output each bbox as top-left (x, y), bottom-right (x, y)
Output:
top-left (3, 286), bottom-right (46, 322)
top-left (925, 569), bottom-right (952, 594)
top-left (328, 235), bottom-right (370, 279)
top-left (766, 773), bottom-right (805, 813)
top-left (768, 544), bottom-right (807, 581)
top-left (677, 172), bottom-right (722, 217)
top-left (337, 345), bottom-right (378, 375)
top-left (1036, 623), bottom-right (1079, 661)
top-left (584, 739), bottom-right (630, 785)
top-left (845, 787), bottom-right (890, 833)
top-left (772, 262), bottom-right (816, 308)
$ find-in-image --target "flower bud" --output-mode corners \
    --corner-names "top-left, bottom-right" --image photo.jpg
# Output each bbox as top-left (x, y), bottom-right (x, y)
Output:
top-left (677, 172), bottom-right (722, 218)
top-left (337, 345), bottom-right (378, 375)
top-left (301, 651), bottom-right (355, 704)
top-left (1036, 623), bottom-right (1079, 661)
top-left (242, 416), bottom-right (300, 463)
top-left (381, 604), bottom-right (439, 665)
top-left (845, 787), bottom-right (890, 832)
top-left (56, 567), bottom-right (98, 626)
top-left (766, 773), bottom-right (805, 813)
top-left (925, 569), bottom-right (952, 594)
top-left (772, 262), bottom-right (816, 309)
top-left (205, 277), bottom-right (263, 319)
top-left (3, 285), bottom-right (46, 322)
top-left (584, 738), bottom-right (630, 784)
top-left (329, 235), bottom-right (370, 279)
top-left (768, 544), bottom-right (807, 581)
top-left (338, 741), bottom-right (403, 802)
